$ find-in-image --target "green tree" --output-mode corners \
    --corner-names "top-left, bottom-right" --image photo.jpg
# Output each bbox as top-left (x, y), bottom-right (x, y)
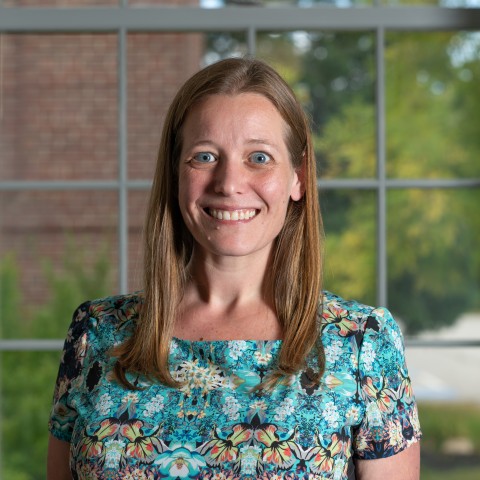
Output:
top-left (311, 31), bottom-right (480, 332)
top-left (0, 243), bottom-right (111, 479)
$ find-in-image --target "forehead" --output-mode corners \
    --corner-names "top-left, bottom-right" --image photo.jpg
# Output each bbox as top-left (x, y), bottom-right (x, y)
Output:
top-left (180, 93), bottom-right (288, 144)
top-left (191, 92), bottom-right (279, 112)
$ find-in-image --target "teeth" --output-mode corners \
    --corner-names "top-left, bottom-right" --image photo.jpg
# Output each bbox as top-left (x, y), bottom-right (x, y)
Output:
top-left (209, 208), bottom-right (256, 221)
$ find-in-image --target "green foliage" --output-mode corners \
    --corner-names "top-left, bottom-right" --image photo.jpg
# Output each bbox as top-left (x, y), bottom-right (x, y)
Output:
top-left (316, 100), bottom-right (376, 179)
top-left (0, 254), bottom-right (22, 339)
top-left (0, 243), bottom-right (111, 479)
top-left (418, 402), bottom-right (480, 454)
top-left (33, 239), bottom-right (112, 339)
top-left (421, 468), bottom-right (480, 480)
top-left (301, 31), bottom-right (375, 129)
top-left (1, 351), bottom-right (60, 480)
top-left (383, 33), bottom-right (480, 331)
top-left (300, 31), bottom-right (480, 332)
top-left (419, 402), bottom-right (480, 480)
top-left (322, 189), bottom-right (377, 306)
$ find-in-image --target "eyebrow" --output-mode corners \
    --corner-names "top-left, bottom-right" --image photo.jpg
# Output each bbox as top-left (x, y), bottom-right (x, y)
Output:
top-left (190, 139), bottom-right (215, 146)
top-left (247, 138), bottom-right (272, 144)
top-left (245, 138), bottom-right (278, 149)
top-left (186, 138), bottom-right (278, 149)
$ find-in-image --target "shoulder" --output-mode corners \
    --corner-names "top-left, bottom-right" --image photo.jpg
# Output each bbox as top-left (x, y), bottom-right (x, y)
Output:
top-left (320, 290), bottom-right (380, 334)
top-left (319, 290), bottom-right (403, 348)
top-left (321, 290), bottom-right (375, 312)
top-left (68, 292), bottom-right (143, 354)
top-left (87, 291), bottom-right (144, 328)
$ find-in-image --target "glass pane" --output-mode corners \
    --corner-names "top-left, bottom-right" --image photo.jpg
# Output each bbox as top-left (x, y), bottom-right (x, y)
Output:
top-left (0, 190), bottom-right (118, 339)
top-left (407, 348), bottom-right (480, 479)
top-left (128, 188), bottom-right (150, 292)
top-left (204, 32), bottom-right (249, 64)
top-left (127, 32), bottom-right (248, 181)
top-left (387, 189), bottom-right (480, 336)
top-left (386, 31), bottom-right (480, 179)
top-left (408, 346), bottom-right (480, 402)
top-left (321, 189), bottom-right (377, 306)
top-left (257, 31), bottom-right (376, 179)
top-left (0, 351), bottom-right (61, 479)
top-left (0, 33), bottom-right (118, 181)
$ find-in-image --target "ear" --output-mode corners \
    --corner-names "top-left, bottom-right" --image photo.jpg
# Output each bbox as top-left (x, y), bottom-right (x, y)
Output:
top-left (290, 156), bottom-right (306, 201)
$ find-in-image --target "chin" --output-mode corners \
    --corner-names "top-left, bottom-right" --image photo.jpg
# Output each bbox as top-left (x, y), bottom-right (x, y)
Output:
top-left (197, 240), bottom-right (273, 260)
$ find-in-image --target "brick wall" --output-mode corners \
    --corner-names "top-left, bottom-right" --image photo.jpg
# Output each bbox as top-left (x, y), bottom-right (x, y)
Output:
top-left (0, 2), bottom-right (203, 308)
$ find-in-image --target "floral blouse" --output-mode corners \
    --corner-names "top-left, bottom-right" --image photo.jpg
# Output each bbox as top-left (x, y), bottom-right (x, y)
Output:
top-left (49, 291), bottom-right (421, 479)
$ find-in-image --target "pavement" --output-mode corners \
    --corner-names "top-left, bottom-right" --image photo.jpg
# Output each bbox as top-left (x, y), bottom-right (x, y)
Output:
top-left (404, 313), bottom-right (480, 404)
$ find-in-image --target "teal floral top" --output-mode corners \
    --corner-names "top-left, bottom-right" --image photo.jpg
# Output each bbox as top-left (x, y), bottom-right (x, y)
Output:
top-left (49, 291), bottom-right (421, 479)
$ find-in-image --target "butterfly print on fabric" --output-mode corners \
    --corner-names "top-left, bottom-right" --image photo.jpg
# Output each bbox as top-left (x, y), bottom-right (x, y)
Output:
top-left (322, 304), bottom-right (359, 337)
top-left (362, 376), bottom-right (397, 414)
top-left (77, 418), bottom-right (120, 459)
top-left (305, 432), bottom-right (345, 474)
top-left (254, 424), bottom-right (300, 470)
top-left (201, 423), bottom-right (254, 466)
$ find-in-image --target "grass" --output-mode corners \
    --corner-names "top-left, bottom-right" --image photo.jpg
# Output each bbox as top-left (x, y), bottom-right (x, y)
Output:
top-left (421, 467), bottom-right (480, 480)
top-left (418, 402), bottom-right (480, 453)
top-left (418, 402), bottom-right (480, 479)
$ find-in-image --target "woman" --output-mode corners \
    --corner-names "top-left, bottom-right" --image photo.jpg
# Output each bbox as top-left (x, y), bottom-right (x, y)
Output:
top-left (47, 58), bottom-right (421, 479)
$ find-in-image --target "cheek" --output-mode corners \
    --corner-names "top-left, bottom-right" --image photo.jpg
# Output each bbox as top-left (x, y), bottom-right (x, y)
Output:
top-left (260, 174), bottom-right (295, 206)
top-left (177, 187), bottom-right (197, 228)
top-left (178, 174), bottom-right (200, 207)
top-left (177, 183), bottom-right (187, 215)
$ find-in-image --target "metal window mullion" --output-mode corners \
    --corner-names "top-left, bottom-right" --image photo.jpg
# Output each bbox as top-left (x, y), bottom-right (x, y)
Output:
top-left (248, 25), bottom-right (256, 57)
top-left (0, 340), bottom-right (64, 351)
top-left (1, 337), bottom-right (479, 350)
top-left (376, 26), bottom-right (387, 308)
top-left (315, 178), bottom-right (480, 189)
top-left (118, 27), bottom-right (128, 295)
top-left (0, 180), bottom-right (120, 190)
top-left (405, 339), bottom-right (480, 348)
top-left (1, 178), bottom-right (479, 191)
top-left (0, 180), bottom-right (155, 190)
top-left (2, 8), bottom-right (480, 32)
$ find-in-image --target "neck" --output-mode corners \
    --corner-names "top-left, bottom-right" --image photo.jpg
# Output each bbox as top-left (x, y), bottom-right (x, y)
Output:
top-left (174, 247), bottom-right (282, 341)
top-left (188, 247), bottom-right (273, 305)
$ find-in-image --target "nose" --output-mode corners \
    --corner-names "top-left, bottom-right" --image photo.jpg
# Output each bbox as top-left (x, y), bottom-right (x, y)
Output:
top-left (213, 159), bottom-right (244, 196)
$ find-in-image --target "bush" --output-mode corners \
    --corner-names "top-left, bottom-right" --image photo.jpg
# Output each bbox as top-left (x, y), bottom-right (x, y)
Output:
top-left (0, 243), bottom-right (111, 479)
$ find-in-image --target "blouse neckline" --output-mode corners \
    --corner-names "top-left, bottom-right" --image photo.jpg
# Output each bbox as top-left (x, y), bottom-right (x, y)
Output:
top-left (172, 337), bottom-right (283, 345)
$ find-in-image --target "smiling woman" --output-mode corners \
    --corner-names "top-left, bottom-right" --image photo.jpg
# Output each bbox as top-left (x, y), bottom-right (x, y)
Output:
top-left (47, 58), bottom-right (421, 480)
top-left (177, 93), bottom-right (303, 264)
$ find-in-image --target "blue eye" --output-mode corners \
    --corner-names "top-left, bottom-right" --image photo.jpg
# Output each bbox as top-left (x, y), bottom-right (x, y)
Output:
top-left (193, 152), bottom-right (216, 163)
top-left (250, 152), bottom-right (271, 164)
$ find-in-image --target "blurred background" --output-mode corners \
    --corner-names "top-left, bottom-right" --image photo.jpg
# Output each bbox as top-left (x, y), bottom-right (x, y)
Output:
top-left (0, 1), bottom-right (479, 478)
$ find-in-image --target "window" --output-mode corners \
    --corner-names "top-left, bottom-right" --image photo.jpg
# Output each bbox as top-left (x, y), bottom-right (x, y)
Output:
top-left (0, 2), bottom-right (479, 477)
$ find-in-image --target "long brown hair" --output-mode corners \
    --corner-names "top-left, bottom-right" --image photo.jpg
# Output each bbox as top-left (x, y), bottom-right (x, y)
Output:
top-left (113, 57), bottom-right (324, 390)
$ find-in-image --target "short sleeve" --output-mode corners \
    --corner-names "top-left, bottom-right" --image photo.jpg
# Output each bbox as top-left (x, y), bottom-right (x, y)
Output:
top-left (48, 301), bottom-right (91, 442)
top-left (353, 307), bottom-right (422, 459)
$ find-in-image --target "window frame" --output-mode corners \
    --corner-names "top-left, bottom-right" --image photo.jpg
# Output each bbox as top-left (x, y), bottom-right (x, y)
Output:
top-left (0, 4), bottom-right (479, 351)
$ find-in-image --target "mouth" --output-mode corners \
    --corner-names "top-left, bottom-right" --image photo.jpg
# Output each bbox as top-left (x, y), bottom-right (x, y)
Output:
top-left (206, 208), bottom-right (258, 221)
